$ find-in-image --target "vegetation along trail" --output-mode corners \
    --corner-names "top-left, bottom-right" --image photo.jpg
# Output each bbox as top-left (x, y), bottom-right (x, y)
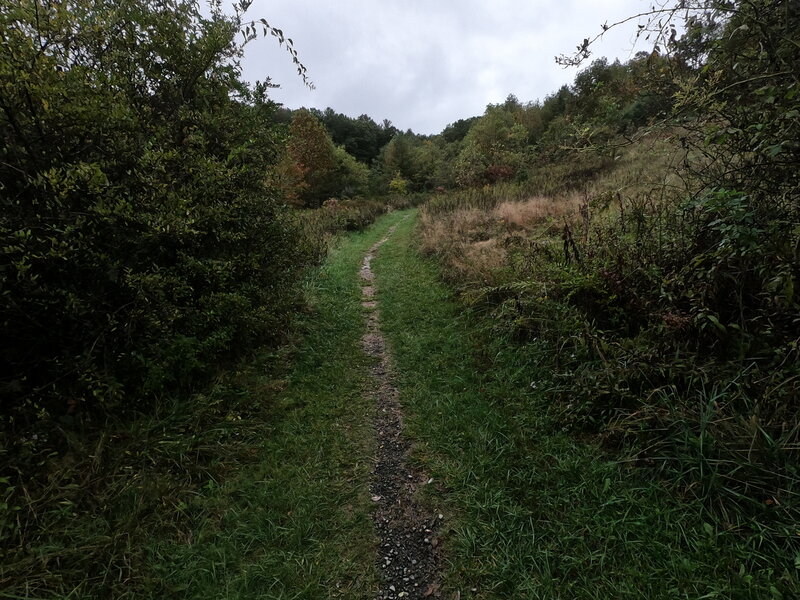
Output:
top-left (3, 2), bottom-right (798, 598)
top-left (146, 206), bottom-right (794, 599)
top-left (4, 205), bottom-right (795, 598)
top-left (359, 210), bottom-right (797, 599)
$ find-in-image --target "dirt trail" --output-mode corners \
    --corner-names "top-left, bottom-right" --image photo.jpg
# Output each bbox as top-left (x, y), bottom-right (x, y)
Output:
top-left (360, 225), bottom-right (442, 600)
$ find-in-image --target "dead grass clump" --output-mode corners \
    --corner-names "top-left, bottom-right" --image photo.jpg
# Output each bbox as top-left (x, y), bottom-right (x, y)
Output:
top-left (420, 192), bottom-right (584, 286)
top-left (448, 238), bottom-right (507, 285)
top-left (420, 193), bottom-right (583, 256)
top-left (494, 194), bottom-right (583, 230)
top-left (419, 208), bottom-right (509, 285)
top-left (419, 208), bottom-right (494, 255)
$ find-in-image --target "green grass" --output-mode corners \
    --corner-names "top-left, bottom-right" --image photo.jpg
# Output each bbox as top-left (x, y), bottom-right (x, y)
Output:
top-left (6, 207), bottom-right (794, 599)
top-left (138, 210), bottom-right (412, 599)
top-left (0, 210), bottom-right (409, 600)
top-left (372, 213), bottom-right (796, 599)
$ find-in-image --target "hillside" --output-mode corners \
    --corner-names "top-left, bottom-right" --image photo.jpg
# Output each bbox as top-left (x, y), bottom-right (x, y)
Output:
top-left (1, 1), bottom-right (798, 598)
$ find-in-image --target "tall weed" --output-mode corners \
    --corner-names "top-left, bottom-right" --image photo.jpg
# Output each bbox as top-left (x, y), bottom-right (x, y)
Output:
top-left (418, 129), bottom-right (799, 549)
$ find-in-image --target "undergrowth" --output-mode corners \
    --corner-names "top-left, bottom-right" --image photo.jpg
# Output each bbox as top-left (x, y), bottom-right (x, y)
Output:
top-left (0, 210), bottom-right (407, 598)
top-left (419, 174), bottom-right (800, 533)
top-left (415, 109), bottom-right (799, 591)
top-left (375, 213), bottom-right (799, 598)
top-left (295, 195), bottom-right (427, 263)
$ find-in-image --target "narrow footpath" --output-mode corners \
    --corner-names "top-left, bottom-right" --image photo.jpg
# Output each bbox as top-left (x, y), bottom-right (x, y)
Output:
top-left (360, 224), bottom-right (442, 600)
top-left (131, 209), bottom-right (785, 598)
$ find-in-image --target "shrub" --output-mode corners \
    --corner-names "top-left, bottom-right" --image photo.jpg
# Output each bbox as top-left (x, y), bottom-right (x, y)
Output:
top-left (0, 1), bottom-right (308, 428)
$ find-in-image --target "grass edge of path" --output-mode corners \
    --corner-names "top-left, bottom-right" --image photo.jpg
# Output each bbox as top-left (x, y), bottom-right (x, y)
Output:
top-left (136, 210), bottom-right (412, 599)
top-left (372, 212), bottom-right (793, 600)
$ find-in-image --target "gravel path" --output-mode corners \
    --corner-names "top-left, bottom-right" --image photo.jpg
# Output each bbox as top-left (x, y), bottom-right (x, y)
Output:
top-left (361, 225), bottom-right (442, 600)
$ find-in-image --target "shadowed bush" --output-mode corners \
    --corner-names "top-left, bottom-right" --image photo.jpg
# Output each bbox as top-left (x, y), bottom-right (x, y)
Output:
top-left (0, 1), bottom-right (318, 592)
top-left (417, 0), bottom-right (800, 576)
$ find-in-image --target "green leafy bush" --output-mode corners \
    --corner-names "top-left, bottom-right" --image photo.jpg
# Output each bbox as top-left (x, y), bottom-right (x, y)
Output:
top-left (0, 1), bottom-right (308, 428)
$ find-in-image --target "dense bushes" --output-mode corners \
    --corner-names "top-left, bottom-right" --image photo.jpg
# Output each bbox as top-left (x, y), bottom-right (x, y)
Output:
top-left (0, 2), bottom-right (396, 594)
top-left (419, 160), bottom-right (799, 588)
top-left (0, 1), bottom-right (311, 438)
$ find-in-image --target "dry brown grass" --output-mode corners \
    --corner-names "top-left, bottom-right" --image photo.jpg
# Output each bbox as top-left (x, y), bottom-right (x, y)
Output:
top-left (418, 129), bottom-right (686, 287)
top-left (449, 238), bottom-right (507, 286)
top-left (495, 194), bottom-right (583, 230)
top-left (419, 208), bottom-right (502, 284)
top-left (419, 192), bottom-right (584, 286)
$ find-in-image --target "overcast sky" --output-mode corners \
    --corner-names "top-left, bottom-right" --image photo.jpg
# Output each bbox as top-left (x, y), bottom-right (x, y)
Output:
top-left (237, 0), bottom-right (650, 135)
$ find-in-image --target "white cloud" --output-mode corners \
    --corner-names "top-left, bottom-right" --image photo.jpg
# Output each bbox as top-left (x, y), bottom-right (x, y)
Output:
top-left (238, 0), bottom-right (650, 134)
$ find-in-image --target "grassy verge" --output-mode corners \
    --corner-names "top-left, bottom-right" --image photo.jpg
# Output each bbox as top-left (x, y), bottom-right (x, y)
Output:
top-left (373, 213), bottom-right (796, 599)
top-left (1, 210), bottom-right (409, 599)
top-left (138, 210), bottom-right (411, 599)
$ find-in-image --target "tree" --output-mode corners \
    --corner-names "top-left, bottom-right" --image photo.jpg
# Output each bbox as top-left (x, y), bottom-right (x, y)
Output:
top-left (283, 109), bottom-right (338, 206)
top-left (441, 117), bottom-right (479, 143)
top-left (331, 144), bottom-right (370, 197)
top-left (382, 132), bottom-right (416, 178)
top-left (314, 109), bottom-right (397, 164)
top-left (452, 104), bottom-right (528, 186)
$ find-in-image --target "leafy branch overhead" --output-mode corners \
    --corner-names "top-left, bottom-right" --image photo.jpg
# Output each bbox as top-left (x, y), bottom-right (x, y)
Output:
top-left (239, 15), bottom-right (314, 88)
top-left (556, 2), bottom-right (735, 67)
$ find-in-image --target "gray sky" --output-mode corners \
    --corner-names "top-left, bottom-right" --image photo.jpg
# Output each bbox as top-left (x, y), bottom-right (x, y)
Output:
top-left (238, 0), bottom-right (650, 135)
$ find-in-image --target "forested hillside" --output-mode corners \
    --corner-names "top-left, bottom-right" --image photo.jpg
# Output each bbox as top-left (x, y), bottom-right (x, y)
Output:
top-left (1, 0), bottom-right (798, 597)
